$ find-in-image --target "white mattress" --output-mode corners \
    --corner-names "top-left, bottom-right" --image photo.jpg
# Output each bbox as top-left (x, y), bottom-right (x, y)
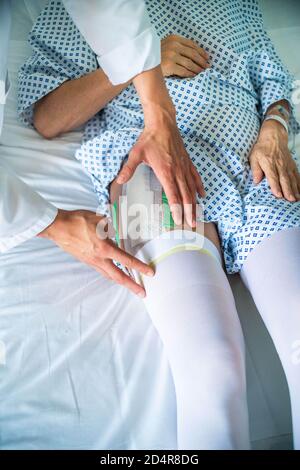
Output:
top-left (0, 0), bottom-right (299, 450)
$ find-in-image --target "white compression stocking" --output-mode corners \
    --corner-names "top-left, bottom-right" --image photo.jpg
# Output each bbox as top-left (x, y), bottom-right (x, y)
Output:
top-left (136, 234), bottom-right (250, 450)
top-left (240, 227), bottom-right (300, 450)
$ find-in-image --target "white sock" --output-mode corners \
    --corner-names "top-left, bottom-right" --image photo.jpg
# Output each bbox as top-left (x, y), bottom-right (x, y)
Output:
top-left (135, 233), bottom-right (250, 450)
top-left (241, 227), bottom-right (300, 450)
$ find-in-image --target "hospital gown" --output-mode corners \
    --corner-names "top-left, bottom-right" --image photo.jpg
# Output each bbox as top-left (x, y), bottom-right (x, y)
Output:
top-left (18, 0), bottom-right (300, 273)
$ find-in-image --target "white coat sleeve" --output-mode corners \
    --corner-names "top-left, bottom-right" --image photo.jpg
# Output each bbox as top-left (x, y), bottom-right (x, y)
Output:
top-left (0, 166), bottom-right (58, 253)
top-left (0, 0), bottom-right (58, 254)
top-left (61, 0), bottom-right (161, 85)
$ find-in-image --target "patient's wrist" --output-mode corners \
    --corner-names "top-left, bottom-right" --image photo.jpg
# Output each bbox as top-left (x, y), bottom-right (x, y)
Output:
top-left (259, 118), bottom-right (288, 144)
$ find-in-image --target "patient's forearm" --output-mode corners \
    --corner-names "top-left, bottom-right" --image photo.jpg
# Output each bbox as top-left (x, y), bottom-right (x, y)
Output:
top-left (33, 69), bottom-right (129, 138)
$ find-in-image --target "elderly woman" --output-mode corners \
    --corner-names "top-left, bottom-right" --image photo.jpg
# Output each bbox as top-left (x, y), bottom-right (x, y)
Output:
top-left (18, 0), bottom-right (300, 450)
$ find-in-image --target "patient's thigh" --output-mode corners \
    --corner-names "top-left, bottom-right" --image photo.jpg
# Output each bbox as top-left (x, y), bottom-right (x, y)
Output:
top-left (109, 166), bottom-right (222, 257)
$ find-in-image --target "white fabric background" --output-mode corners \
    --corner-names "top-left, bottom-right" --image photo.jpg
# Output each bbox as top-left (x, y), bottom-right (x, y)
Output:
top-left (0, 0), bottom-right (11, 134)
top-left (0, 0), bottom-right (299, 450)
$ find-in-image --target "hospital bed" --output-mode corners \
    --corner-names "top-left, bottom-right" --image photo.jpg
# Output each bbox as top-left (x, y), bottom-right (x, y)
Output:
top-left (0, 0), bottom-right (299, 450)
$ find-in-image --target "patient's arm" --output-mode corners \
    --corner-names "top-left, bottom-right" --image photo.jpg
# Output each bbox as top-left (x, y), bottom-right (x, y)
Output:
top-left (249, 99), bottom-right (300, 202)
top-left (33, 69), bottom-right (129, 139)
top-left (34, 35), bottom-right (208, 227)
top-left (33, 35), bottom-right (208, 139)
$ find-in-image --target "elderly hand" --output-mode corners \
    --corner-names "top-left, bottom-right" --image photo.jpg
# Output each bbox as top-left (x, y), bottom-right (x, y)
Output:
top-left (38, 209), bottom-right (154, 297)
top-left (161, 34), bottom-right (210, 78)
top-left (249, 119), bottom-right (300, 202)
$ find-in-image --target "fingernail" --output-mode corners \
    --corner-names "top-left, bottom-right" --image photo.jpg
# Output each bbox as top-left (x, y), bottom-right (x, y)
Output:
top-left (138, 291), bottom-right (146, 298)
top-left (173, 212), bottom-right (182, 226)
top-left (147, 269), bottom-right (155, 277)
top-left (189, 216), bottom-right (196, 228)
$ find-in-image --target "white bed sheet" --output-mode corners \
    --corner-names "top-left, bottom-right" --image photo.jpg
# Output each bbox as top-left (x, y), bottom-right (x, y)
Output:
top-left (0, 0), bottom-right (299, 450)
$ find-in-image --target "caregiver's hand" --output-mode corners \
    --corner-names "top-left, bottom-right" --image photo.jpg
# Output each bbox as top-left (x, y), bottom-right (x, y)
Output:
top-left (38, 209), bottom-right (154, 297)
top-left (117, 106), bottom-right (206, 227)
top-left (161, 34), bottom-right (210, 78)
top-left (249, 119), bottom-right (300, 202)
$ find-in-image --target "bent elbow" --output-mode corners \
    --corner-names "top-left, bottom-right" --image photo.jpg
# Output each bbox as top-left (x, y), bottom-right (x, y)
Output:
top-left (33, 109), bottom-right (61, 139)
top-left (34, 119), bottom-right (60, 139)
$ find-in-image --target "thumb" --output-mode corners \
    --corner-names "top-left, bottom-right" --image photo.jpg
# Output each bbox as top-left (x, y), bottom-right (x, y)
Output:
top-left (116, 149), bottom-right (140, 184)
top-left (250, 156), bottom-right (264, 184)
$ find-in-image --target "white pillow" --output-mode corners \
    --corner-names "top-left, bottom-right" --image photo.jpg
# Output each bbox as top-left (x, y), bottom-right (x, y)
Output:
top-left (0, 0), bottom-right (11, 136)
top-left (24, 0), bottom-right (48, 23)
top-left (10, 0), bottom-right (48, 42)
top-left (10, 0), bottom-right (34, 41)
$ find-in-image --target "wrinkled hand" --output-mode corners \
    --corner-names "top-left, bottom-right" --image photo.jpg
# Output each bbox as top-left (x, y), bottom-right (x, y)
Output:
top-left (38, 209), bottom-right (154, 297)
top-left (161, 34), bottom-right (210, 78)
top-left (249, 120), bottom-right (300, 202)
top-left (117, 106), bottom-right (206, 227)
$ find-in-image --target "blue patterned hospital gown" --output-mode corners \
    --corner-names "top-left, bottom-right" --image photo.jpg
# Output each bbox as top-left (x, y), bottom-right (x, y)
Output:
top-left (18, 0), bottom-right (300, 273)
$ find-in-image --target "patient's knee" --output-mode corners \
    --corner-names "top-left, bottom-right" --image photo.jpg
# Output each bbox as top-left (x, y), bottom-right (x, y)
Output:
top-left (175, 334), bottom-right (247, 419)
